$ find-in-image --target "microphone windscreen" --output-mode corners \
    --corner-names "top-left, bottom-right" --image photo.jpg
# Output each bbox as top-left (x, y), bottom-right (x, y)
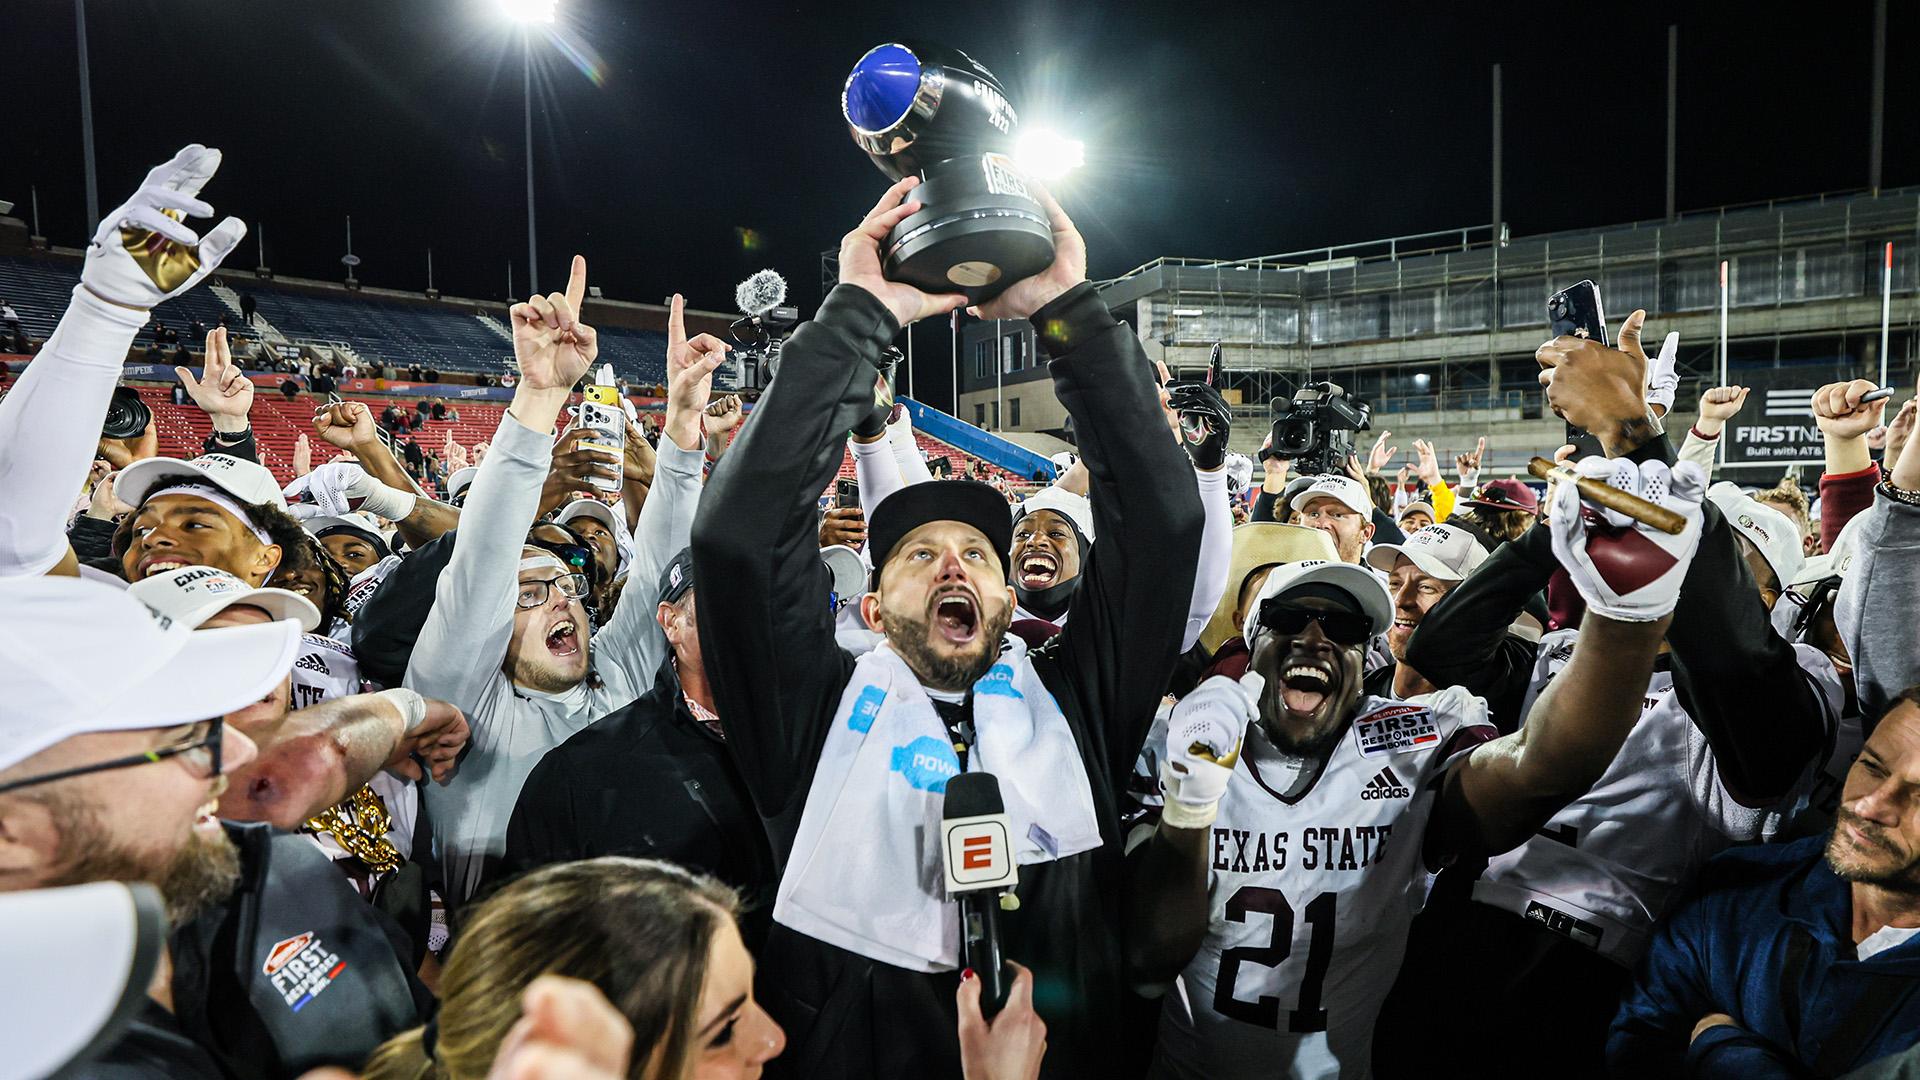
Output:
top-left (735, 269), bottom-right (788, 316)
top-left (943, 771), bottom-right (1005, 820)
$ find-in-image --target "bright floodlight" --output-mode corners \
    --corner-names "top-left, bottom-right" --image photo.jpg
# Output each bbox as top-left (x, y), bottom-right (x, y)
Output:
top-left (1014, 128), bottom-right (1085, 181)
top-left (500, 0), bottom-right (557, 23)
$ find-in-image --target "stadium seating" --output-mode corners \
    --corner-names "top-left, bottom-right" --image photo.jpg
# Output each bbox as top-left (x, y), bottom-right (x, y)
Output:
top-left (0, 254), bottom-right (673, 384)
top-left (1, 255), bottom-right (232, 345)
top-left (128, 385), bottom-right (1020, 493)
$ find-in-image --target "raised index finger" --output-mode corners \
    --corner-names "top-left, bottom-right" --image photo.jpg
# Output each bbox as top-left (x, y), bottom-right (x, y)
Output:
top-left (564, 255), bottom-right (588, 314)
top-left (668, 293), bottom-right (687, 351)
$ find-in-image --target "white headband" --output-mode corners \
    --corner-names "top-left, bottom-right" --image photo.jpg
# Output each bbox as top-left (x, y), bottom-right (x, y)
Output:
top-left (146, 485), bottom-right (274, 545)
top-left (519, 554), bottom-right (568, 576)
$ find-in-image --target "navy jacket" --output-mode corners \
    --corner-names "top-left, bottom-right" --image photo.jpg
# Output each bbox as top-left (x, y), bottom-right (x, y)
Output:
top-left (1609, 835), bottom-right (1920, 1078)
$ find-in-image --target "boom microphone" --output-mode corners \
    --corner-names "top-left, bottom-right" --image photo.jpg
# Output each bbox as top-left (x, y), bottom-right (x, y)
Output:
top-left (735, 269), bottom-right (788, 316)
top-left (940, 772), bottom-right (1018, 1017)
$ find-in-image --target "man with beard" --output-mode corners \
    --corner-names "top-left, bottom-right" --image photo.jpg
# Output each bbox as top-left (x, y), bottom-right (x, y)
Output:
top-left (1610, 688), bottom-right (1920, 1075)
top-left (692, 177), bottom-right (1203, 1076)
top-left (1126, 455), bottom-right (1707, 1079)
top-left (0, 576), bottom-right (430, 1078)
top-left (404, 257), bottom-right (713, 904)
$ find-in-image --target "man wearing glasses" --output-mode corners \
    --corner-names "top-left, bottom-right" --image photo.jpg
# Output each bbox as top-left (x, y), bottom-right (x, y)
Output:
top-left (1127, 458), bottom-right (1710, 1080)
top-left (402, 257), bottom-right (717, 904)
top-left (0, 576), bottom-right (428, 1077)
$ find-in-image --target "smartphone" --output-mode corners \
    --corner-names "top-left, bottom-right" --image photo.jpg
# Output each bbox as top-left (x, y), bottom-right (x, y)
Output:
top-left (836, 478), bottom-right (860, 510)
top-left (1547, 280), bottom-right (1609, 347)
top-left (1547, 280), bottom-right (1610, 455)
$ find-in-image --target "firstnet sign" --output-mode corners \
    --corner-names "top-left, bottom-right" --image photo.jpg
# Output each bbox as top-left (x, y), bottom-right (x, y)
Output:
top-left (1725, 376), bottom-right (1827, 467)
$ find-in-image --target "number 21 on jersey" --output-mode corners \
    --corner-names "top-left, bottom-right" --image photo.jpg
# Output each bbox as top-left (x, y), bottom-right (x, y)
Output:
top-left (1214, 887), bottom-right (1337, 1033)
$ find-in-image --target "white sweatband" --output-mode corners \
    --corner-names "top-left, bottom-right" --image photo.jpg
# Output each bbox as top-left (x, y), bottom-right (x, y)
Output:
top-left (374, 687), bottom-right (429, 734)
top-left (354, 481), bottom-right (417, 522)
top-left (1159, 798), bottom-right (1220, 831)
top-left (520, 554), bottom-right (567, 576)
top-left (146, 484), bottom-right (273, 545)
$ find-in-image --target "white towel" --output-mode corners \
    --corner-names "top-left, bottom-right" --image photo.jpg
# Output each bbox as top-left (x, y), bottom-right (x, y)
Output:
top-left (775, 634), bottom-right (1102, 972)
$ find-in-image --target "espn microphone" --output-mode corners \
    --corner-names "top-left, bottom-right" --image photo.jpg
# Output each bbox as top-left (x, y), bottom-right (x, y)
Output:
top-left (940, 772), bottom-right (1018, 1017)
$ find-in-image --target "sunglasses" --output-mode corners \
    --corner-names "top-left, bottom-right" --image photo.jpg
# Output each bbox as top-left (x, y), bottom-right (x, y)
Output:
top-left (1257, 600), bottom-right (1372, 646)
top-left (0, 719), bottom-right (225, 795)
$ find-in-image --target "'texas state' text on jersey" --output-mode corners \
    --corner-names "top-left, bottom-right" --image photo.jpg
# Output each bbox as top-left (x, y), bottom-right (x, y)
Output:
top-left (1137, 687), bottom-right (1496, 1080)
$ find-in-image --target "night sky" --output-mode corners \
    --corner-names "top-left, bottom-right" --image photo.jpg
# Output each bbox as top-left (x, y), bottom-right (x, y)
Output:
top-left (9, 0), bottom-right (1915, 317)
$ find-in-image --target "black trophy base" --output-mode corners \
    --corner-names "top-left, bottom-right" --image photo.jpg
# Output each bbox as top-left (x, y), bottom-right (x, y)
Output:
top-left (883, 156), bottom-right (1054, 303)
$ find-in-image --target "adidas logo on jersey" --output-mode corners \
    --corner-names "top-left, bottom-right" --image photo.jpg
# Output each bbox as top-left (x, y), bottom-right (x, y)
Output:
top-left (1361, 767), bottom-right (1410, 800)
top-left (293, 652), bottom-right (330, 675)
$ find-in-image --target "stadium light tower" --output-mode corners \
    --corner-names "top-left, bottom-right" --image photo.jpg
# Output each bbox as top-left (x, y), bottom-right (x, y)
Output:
top-left (1013, 127), bottom-right (1085, 182)
top-left (501, 0), bottom-right (558, 294)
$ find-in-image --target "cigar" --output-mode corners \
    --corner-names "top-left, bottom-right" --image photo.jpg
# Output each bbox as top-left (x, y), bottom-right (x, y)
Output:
top-left (1528, 457), bottom-right (1687, 536)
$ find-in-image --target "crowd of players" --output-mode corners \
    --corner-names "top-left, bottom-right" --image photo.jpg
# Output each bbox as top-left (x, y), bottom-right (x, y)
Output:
top-left (5, 142), bottom-right (1920, 1080)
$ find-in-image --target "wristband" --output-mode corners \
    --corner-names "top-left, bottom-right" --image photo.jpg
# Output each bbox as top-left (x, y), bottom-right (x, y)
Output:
top-left (357, 482), bottom-right (418, 522)
top-left (1880, 479), bottom-right (1920, 507)
top-left (375, 688), bottom-right (429, 734)
top-left (1159, 797), bottom-right (1220, 831)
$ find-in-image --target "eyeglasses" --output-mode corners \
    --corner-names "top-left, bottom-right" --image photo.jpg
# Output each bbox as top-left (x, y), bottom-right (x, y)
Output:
top-left (516, 572), bottom-right (591, 610)
top-left (1257, 601), bottom-right (1373, 646)
top-left (0, 719), bottom-right (225, 795)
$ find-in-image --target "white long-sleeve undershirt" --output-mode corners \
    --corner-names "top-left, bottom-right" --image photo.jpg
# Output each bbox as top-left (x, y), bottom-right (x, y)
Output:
top-left (0, 285), bottom-right (147, 577)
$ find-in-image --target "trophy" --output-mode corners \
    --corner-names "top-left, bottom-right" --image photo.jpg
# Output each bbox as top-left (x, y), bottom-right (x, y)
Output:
top-left (842, 43), bottom-right (1054, 302)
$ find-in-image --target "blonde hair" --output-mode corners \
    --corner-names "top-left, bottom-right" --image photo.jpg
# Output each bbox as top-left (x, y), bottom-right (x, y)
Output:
top-left (1755, 477), bottom-right (1811, 535)
top-left (363, 858), bottom-right (739, 1080)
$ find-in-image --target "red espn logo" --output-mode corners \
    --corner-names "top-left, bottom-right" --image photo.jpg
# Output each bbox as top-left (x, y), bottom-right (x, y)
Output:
top-left (944, 818), bottom-right (1016, 891)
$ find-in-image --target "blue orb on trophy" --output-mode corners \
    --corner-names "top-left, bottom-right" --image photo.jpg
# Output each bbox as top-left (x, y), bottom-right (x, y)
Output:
top-left (843, 43), bottom-right (1055, 303)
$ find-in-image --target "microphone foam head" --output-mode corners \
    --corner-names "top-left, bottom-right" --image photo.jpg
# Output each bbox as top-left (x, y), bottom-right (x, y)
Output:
top-left (735, 269), bottom-right (788, 316)
top-left (942, 771), bottom-right (1005, 819)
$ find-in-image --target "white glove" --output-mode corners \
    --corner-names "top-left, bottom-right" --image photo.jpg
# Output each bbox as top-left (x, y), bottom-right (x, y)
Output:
top-left (83, 145), bottom-right (247, 310)
top-left (302, 461), bottom-right (417, 521)
top-left (1159, 672), bottom-right (1263, 830)
top-left (1644, 332), bottom-right (1680, 414)
top-left (1549, 457), bottom-right (1706, 622)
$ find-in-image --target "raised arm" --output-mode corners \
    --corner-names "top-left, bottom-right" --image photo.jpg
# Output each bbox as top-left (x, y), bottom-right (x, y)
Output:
top-left (1165, 380), bottom-right (1234, 653)
top-left (589, 296), bottom-right (718, 696)
top-left (693, 177), bottom-right (968, 832)
top-left (1841, 375), bottom-right (1920, 722)
top-left (1429, 457), bottom-right (1707, 865)
top-left (968, 185), bottom-right (1204, 782)
top-left (0, 145), bottom-right (244, 579)
top-left (220, 689), bottom-right (468, 830)
top-left (404, 257), bottom-right (596, 717)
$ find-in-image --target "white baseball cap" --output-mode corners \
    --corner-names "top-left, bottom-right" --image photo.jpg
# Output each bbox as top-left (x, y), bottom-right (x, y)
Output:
top-left (1397, 500), bottom-right (1437, 522)
top-left (0, 882), bottom-right (166, 1078)
top-left (1708, 481), bottom-right (1805, 589)
top-left (0, 576), bottom-right (301, 773)
top-left (1289, 475), bottom-right (1372, 516)
top-left (1790, 510), bottom-right (1868, 590)
top-left (820, 544), bottom-right (868, 612)
top-left (1014, 485), bottom-right (1095, 543)
top-left (128, 564), bottom-right (321, 633)
top-left (304, 512), bottom-right (391, 557)
top-left (117, 453), bottom-right (288, 511)
top-left (1242, 558), bottom-right (1394, 644)
top-left (1366, 523), bottom-right (1489, 582)
top-left (555, 496), bottom-right (633, 575)
top-left (445, 466), bottom-right (479, 502)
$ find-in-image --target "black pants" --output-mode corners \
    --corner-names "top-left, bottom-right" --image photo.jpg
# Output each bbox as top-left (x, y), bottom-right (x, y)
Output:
top-left (1375, 894), bottom-right (1632, 1080)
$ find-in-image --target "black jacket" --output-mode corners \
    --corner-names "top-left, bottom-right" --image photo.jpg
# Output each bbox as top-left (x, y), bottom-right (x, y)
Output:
top-left (501, 655), bottom-right (777, 943)
top-left (692, 282), bottom-right (1203, 1079)
top-left (96, 823), bottom-right (428, 1079)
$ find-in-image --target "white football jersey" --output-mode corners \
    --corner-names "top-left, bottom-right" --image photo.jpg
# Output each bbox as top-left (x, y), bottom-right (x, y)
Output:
top-left (1142, 686), bottom-right (1497, 1080)
top-left (290, 631), bottom-right (369, 709)
top-left (285, 633), bottom-right (419, 870)
top-left (1472, 629), bottom-right (1848, 967)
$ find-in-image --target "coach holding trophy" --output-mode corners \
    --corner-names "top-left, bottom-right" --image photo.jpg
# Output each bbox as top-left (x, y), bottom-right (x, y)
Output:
top-left (694, 150), bottom-right (1202, 1080)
